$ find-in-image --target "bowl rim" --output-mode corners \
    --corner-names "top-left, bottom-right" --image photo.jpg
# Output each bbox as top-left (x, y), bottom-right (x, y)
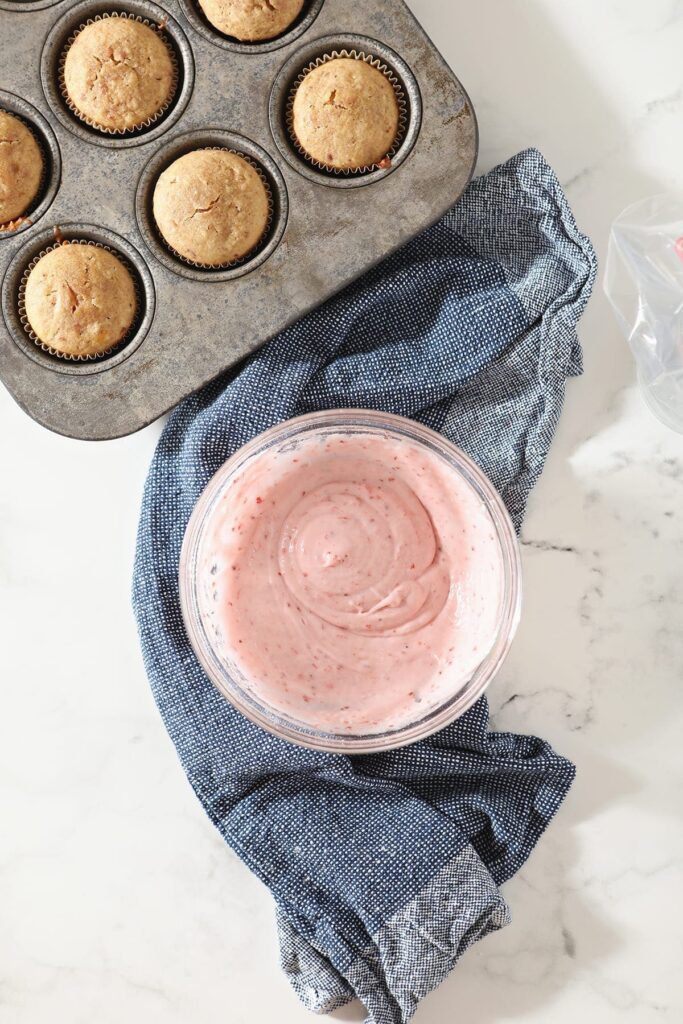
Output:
top-left (179, 409), bottom-right (522, 753)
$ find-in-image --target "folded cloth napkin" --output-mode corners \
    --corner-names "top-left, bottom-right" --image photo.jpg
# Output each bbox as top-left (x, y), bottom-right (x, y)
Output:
top-left (133, 148), bottom-right (596, 1023)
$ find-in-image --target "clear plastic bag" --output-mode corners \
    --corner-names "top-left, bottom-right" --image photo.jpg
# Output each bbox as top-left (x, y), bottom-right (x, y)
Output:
top-left (605, 195), bottom-right (683, 433)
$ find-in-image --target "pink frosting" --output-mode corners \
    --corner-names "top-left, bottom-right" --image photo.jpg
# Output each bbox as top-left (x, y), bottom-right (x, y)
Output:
top-left (198, 431), bottom-right (505, 734)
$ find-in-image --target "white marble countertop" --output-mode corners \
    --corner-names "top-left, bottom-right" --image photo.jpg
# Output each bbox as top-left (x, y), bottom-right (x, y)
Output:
top-left (1, 1), bottom-right (682, 1021)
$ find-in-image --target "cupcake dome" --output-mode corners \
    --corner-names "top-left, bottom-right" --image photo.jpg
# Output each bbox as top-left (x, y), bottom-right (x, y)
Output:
top-left (0, 110), bottom-right (43, 224)
top-left (63, 17), bottom-right (175, 132)
top-left (24, 244), bottom-right (136, 357)
top-left (153, 149), bottom-right (270, 266)
top-left (198, 0), bottom-right (304, 42)
top-left (292, 57), bottom-right (400, 171)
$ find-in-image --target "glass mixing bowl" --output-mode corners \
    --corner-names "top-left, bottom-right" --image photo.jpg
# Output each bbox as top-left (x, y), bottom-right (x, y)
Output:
top-left (179, 410), bottom-right (522, 753)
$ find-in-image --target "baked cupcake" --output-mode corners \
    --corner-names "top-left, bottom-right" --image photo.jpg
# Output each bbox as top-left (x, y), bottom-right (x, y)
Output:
top-left (0, 110), bottom-right (43, 226)
top-left (63, 17), bottom-right (175, 132)
top-left (198, 0), bottom-right (304, 42)
top-left (292, 57), bottom-right (400, 171)
top-left (153, 149), bottom-right (270, 266)
top-left (24, 244), bottom-right (136, 357)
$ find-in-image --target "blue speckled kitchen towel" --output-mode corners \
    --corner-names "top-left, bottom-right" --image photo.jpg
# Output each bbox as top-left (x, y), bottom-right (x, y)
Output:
top-left (133, 149), bottom-right (596, 1023)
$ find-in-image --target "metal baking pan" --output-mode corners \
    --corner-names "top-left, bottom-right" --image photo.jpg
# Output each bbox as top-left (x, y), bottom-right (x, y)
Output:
top-left (0, 0), bottom-right (477, 440)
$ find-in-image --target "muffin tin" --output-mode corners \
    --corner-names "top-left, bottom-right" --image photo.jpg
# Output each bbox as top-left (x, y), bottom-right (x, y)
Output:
top-left (0, 0), bottom-right (477, 440)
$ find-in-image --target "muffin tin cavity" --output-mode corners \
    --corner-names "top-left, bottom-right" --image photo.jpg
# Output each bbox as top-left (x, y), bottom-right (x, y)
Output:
top-left (177, 0), bottom-right (325, 55)
top-left (0, 92), bottom-right (61, 238)
top-left (1, 224), bottom-right (155, 375)
top-left (40, 0), bottom-right (194, 148)
top-left (135, 129), bottom-right (289, 282)
top-left (0, 0), bottom-right (63, 10)
top-left (270, 34), bottom-right (422, 188)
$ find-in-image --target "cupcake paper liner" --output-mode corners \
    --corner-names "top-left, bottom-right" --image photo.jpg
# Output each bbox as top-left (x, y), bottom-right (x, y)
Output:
top-left (18, 238), bottom-right (141, 361)
top-left (57, 11), bottom-right (179, 137)
top-left (286, 49), bottom-right (408, 176)
top-left (0, 107), bottom-right (49, 234)
top-left (153, 147), bottom-right (275, 271)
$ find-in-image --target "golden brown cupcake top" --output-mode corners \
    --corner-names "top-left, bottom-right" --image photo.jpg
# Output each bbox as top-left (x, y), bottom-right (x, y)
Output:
top-left (292, 57), bottom-right (400, 171)
top-left (63, 17), bottom-right (174, 132)
top-left (198, 0), bottom-right (304, 42)
top-left (0, 110), bottom-right (43, 226)
top-left (153, 149), bottom-right (270, 266)
top-left (24, 244), bottom-right (136, 357)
